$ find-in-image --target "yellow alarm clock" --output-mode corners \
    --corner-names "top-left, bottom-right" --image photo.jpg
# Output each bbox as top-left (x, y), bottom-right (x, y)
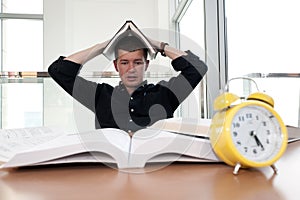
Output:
top-left (209, 78), bottom-right (288, 175)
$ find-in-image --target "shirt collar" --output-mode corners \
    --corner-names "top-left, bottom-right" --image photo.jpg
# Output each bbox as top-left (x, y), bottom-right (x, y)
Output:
top-left (118, 80), bottom-right (148, 91)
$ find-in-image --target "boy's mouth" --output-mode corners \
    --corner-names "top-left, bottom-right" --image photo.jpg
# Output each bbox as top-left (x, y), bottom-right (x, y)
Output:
top-left (126, 75), bottom-right (137, 81)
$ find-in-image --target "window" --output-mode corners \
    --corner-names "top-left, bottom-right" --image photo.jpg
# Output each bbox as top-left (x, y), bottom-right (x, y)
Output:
top-left (0, 0), bottom-right (43, 71)
top-left (226, 0), bottom-right (300, 78)
top-left (225, 0), bottom-right (300, 126)
top-left (0, 0), bottom-right (44, 129)
top-left (179, 0), bottom-right (205, 52)
top-left (173, 0), bottom-right (206, 118)
top-left (1, 82), bottom-right (43, 128)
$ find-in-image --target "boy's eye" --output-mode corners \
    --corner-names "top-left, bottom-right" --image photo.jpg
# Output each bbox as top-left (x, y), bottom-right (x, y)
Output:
top-left (120, 61), bottom-right (128, 65)
top-left (119, 60), bottom-right (144, 67)
top-left (134, 61), bottom-right (144, 65)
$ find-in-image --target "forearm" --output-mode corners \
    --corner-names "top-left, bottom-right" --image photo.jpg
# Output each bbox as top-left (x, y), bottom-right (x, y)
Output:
top-left (150, 40), bottom-right (187, 60)
top-left (163, 45), bottom-right (187, 60)
top-left (151, 39), bottom-right (207, 84)
top-left (64, 41), bottom-right (109, 65)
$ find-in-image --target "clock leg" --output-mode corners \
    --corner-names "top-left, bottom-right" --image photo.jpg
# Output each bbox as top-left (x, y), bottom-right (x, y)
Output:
top-left (233, 162), bottom-right (241, 175)
top-left (271, 164), bottom-right (278, 174)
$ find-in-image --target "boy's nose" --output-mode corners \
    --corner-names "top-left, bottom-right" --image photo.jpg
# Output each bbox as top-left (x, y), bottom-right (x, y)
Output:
top-left (127, 62), bottom-right (135, 71)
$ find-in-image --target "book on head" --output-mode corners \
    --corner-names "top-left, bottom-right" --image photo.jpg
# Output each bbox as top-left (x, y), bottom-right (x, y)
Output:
top-left (0, 118), bottom-right (220, 169)
top-left (102, 20), bottom-right (158, 60)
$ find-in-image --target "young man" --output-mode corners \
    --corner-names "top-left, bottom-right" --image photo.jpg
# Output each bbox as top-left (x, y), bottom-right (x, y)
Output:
top-left (48, 36), bottom-right (208, 133)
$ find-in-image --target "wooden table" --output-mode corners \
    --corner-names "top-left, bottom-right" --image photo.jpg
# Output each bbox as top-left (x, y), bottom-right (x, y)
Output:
top-left (0, 142), bottom-right (300, 200)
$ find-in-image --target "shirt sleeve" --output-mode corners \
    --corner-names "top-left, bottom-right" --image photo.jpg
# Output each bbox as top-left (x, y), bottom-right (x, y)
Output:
top-left (48, 56), bottom-right (99, 113)
top-left (161, 50), bottom-right (208, 104)
top-left (171, 50), bottom-right (208, 88)
top-left (48, 56), bottom-right (81, 95)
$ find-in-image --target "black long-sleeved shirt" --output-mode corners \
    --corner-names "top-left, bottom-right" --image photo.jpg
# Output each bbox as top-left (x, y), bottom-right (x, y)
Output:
top-left (48, 50), bottom-right (207, 132)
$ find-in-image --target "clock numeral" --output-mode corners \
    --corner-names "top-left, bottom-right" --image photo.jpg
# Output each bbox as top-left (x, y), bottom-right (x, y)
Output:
top-left (262, 121), bottom-right (267, 126)
top-left (266, 130), bottom-right (271, 135)
top-left (266, 139), bottom-right (270, 144)
top-left (233, 123), bottom-right (240, 128)
top-left (238, 116), bottom-right (245, 121)
top-left (246, 113), bottom-right (252, 119)
top-left (253, 149), bottom-right (257, 154)
top-left (233, 131), bottom-right (238, 137)
top-left (237, 141), bottom-right (242, 146)
top-left (244, 147), bottom-right (248, 153)
top-left (256, 115), bottom-right (259, 120)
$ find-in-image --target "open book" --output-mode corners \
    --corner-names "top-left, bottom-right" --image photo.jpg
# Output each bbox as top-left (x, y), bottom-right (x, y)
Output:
top-left (102, 20), bottom-right (157, 60)
top-left (287, 125), bottom-right (300, 143)
top-left (0, 118), bottom-right (220, 169)
top-left (0, 126), bottom-right (64, 163)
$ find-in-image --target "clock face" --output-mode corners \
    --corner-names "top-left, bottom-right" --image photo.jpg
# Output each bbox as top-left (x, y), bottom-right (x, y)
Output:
top-left (230, 105), bottom-right (284, 162)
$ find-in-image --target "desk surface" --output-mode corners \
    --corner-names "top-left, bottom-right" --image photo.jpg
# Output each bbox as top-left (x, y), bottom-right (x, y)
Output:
top-left (0, 142), bottom-right (300, 200)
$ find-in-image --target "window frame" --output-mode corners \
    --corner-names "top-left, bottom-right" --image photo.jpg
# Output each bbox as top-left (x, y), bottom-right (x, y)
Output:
top-left (171, 0), bottom-right (227, 118)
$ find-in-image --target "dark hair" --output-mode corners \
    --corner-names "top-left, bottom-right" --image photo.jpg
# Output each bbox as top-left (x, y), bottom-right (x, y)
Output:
top-left (114, 35), bottom-right (148, 60)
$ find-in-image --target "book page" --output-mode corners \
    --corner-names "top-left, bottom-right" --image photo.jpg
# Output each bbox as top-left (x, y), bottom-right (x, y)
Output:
top-left (30, 152), bottom-right (116, 166)
top-left (79, 128), bottom-right (131, 168)
top-left (1, 128), bottom-right (131, 169)
top-left (148, 118), bottom-right (211, 138)
top-left (127, 23), bottom-right (156, 57)
top-left (103, 22), bottom-right (130, 57)
top-left (0, 126), bottom-right (64, 162)
top-left (129, 128), bottom-right (219, 168)
top-left (103, 20), bottom-right (157, 60)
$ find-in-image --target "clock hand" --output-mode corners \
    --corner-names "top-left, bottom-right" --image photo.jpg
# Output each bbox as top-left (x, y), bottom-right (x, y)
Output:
top-left (254, 135), bottom-right (265, 150)
top-left (250, 131), bottom-right (265, 150)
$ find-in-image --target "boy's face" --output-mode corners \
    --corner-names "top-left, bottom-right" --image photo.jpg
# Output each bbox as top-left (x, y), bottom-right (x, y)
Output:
top-left (114, 49), bottom-right (149, 92)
